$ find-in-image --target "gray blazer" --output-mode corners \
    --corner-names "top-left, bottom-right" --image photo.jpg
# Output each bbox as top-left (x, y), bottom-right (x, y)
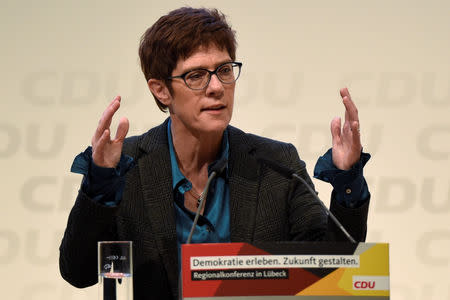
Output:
top-left (59, 118), bottom-right (369, 300)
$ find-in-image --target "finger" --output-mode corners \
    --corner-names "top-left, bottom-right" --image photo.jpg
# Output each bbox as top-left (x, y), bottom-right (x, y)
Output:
top-left (340, 88), bottom-right (351, 123)
top-left (92, 128), bottom-right (111, 164)
top-left (100, 95), bottom-right (121, 130)
top-left (342, 117), bottom-right (352, 142)
top-left (114, 117), bottom-right (129, 142)
top-left (94, 96), bottom-right (121, 141)
top-left (340, 87), bottom-right (350, 99)
top-left (101, 95), bottom-right (121, 125)
top-left (350, 120), bottom-right (362, 150)
top-left (344, 98), bottom-right (350, 124)
top-left (330, 117), bottom-right (342, 147)
top-left (342, 93), bottom-right (359, 123)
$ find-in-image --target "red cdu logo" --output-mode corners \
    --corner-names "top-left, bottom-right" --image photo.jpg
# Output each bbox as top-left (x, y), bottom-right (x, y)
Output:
top-left (354, 280), bottom-right (375, 289)
top-left (352, 276), bottom-right (389, 291)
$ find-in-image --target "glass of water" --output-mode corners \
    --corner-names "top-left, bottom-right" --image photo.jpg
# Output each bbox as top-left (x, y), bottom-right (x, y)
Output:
top-left (98, 241), bottom-right (133, 300)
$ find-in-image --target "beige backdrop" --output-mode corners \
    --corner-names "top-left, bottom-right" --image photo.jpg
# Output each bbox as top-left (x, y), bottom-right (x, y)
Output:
top-left (1, 0), bottom-right (449, 299)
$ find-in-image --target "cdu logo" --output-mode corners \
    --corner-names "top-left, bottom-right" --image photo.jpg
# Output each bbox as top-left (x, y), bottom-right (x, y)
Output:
top-left (354, 280), bottom-right (375, 289)
top-left (353, 276), bottom-right (389, 291)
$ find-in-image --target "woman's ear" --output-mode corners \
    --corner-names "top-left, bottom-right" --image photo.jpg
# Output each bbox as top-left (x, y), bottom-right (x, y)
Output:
top-left (148, 79), bottom-right (172, 107)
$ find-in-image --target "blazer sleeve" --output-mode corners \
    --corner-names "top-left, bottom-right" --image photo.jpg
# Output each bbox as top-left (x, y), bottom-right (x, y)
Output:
top-left (59, 135), bottom-right (143, 288)
top-left (285, 143), bottom-right (369, 242)
top-left (59, 190), bottom-right (119, 288)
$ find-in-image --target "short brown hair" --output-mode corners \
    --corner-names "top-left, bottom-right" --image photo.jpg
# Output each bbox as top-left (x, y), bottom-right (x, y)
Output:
top-left (139, 7), bottom-right (237, 112)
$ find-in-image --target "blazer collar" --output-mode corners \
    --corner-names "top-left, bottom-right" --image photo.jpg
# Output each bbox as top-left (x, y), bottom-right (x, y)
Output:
top-left (137, 118), bottom-right (180, 297)
top-left (227, 126), bottom-right (260, 242)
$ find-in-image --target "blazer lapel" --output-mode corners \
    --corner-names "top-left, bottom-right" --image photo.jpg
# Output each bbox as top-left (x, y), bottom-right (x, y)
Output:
top-left (228, 126), bottom-right (261, 242)
top-left (135, 122), bottom-right (262, 297)
top-left (137, 119), bottom-right (179, 297)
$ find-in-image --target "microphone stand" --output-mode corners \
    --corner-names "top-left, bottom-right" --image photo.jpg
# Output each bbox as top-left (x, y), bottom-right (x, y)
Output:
top-left (180, 157), bottom-right (227, 300)
top-left (186, 171), bottom-right (218, 244)
top-left (291, 173), bottom-right (356, 243)
top-left (257, 157), bottom-right (356, 243)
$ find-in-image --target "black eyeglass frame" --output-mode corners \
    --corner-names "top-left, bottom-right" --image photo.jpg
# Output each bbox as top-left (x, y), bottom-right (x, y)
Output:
top-left (167, 61), bottom-right (243, 90)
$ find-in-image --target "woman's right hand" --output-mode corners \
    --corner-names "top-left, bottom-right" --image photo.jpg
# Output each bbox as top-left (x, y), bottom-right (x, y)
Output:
top-left (91, 96), bottom-right (129, 168)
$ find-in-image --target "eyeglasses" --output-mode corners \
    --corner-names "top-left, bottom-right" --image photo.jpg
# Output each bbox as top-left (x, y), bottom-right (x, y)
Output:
top-left (168, 62), bottom-right (242, 90)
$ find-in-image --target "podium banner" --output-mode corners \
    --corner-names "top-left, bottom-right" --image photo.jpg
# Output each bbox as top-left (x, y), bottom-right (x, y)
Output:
top-left (181, 242), bottom-right (389, 299)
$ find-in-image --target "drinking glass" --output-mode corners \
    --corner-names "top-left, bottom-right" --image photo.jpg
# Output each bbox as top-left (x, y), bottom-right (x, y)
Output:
top-left (98, 241), bottom-right (133, 300)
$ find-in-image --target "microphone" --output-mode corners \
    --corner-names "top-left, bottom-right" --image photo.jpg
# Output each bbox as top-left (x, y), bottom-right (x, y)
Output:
top-left (185, 156), bottom-right (228, 244)
top-left (257, 157), bottom-right (356, 243)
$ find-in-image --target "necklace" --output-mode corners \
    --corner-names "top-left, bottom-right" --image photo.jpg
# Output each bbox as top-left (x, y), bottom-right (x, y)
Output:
top-left (188, 187), bottom-right (204, 207)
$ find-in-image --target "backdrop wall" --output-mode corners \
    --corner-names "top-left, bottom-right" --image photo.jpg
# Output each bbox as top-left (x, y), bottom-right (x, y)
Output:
top-left (1, 0), bottom-right (449, 299)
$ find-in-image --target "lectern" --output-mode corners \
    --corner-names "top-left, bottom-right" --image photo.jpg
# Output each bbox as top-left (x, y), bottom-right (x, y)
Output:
top-left (181, 242), bottom-right (389, 299)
